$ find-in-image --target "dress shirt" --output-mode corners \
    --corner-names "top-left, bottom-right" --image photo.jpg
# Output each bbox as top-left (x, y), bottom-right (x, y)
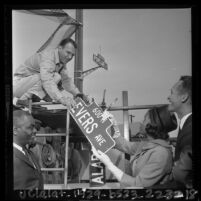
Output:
top-left (180, 113), bottom-right (192, 129)
top-left (13, 142), bottom-right (25, 155)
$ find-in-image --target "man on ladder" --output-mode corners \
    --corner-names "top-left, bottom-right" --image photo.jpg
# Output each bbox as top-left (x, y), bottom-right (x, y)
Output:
top-left (13, 38), bottom-right (89, 108)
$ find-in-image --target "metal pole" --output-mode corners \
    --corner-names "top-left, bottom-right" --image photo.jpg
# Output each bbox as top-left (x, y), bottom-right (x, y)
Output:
top-left (31, 101), bottom-right (167, 109)
top-left (122, 91), bottom-right (130, 141)
top-left (129, 114), bottom-right (135, 123)
top-left (108, 104), bottom-right (168, 111)
top-left (36, 133), bottom-right (66, 137)
top-left (122, 91), bottom-right (130, 166)
top-left (64, 110), bottom-right (70, 189)
top-left (74, 9), bottom-right (83, 93)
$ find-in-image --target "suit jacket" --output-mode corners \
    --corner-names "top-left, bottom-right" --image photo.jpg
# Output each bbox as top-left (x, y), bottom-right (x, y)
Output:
top-left (173, 114), bottom-right (192, 186)
top-left (174, 114), bottom-right (192, 161)
top-left (13, 147), bottom-right (44, 190)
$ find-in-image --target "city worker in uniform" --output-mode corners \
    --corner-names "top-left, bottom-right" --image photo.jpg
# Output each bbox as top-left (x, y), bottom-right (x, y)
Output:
top-left (13, 38), bottom-right (89, 108)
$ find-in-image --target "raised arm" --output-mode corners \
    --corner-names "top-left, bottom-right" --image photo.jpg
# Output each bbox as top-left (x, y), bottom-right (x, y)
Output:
top-left (110, 123), bottom-right (146, 155)
top-left (40, 50), bottom-right (63, 101)
top-left (60, 66), bottom-right (80, 96)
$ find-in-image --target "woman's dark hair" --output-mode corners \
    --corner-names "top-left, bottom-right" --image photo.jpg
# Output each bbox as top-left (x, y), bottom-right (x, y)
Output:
top-left (58, 38), bottom-right (77, 49)
top-left (145, 105), bottom-right (177, 140)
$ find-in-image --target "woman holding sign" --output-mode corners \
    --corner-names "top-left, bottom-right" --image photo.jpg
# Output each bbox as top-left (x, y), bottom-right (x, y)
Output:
top-left (92, 105), bottom-right (177, 188)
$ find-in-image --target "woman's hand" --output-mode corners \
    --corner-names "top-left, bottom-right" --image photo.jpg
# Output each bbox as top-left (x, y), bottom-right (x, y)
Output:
top-left (91, 146), bottom-right (113, 167)
top-left (101, 111), bottom-right (121, 138)
top-left (92, 146), bottom-right (124, 182)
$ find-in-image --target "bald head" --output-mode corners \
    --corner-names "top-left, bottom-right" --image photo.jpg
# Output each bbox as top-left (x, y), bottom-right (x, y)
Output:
top-left (13, 110), bottom-right (37, 147)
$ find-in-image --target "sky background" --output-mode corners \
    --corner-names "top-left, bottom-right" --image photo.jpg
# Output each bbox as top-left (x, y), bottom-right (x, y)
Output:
top-left (12, 9), bottom-right (191, 136)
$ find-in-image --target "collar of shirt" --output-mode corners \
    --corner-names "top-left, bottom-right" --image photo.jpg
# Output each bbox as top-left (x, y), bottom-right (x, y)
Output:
top-left (54, 48), bottom-right (65, 73)
top-left (180, 112), bottom-right (192, 129)
top-left (13, 142), bottom-right (25, 155)
top-left (54, 48), bottom-right (60, 65)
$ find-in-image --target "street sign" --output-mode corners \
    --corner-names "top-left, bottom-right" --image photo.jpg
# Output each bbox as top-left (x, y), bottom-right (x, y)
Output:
top-left (70, 97), bottom-right (115, 153)
top-left (89, 152), bottom-right (105, 187)
top-left (93, 54), bottom-right (108, 70)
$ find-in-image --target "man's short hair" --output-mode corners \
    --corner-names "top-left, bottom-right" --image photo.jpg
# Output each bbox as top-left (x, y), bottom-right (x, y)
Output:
top-left (58, 38), bottom-right (77, 49)
top-left (179, 76), bottom-right (192, 103)
top-left (13, 110), bottom-right (32, 127)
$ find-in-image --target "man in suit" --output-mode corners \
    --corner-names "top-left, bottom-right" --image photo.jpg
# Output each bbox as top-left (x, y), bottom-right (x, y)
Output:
top-left (13, 110), bottom-right (44, 190)
top-left (167, 75), bottom-right (192, 187)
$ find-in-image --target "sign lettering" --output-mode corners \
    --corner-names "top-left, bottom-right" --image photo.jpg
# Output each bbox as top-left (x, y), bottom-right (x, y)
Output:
top-left (70, 98), bottom-right (115, 153)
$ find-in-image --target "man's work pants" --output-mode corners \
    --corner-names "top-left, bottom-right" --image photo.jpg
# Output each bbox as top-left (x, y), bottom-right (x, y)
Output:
top-left (13, 73), bottom-right (61, 100)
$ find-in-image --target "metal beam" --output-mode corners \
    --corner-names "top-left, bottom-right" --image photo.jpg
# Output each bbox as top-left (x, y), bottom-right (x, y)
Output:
top-left (64, 110), bottom-right (70, 188)
top-left (122, 91), bottom-right (131, 168)
top-left (31, 101), bottom-right (167, 110)
top-left (108, 104), bottom-right (168, 111)
top-left (36, 133), bottom-right (66, 137)
top-left (74, 9), bottom-right (83, 92)
top-left (41, 168), bottom-right (64, 171)
top-left (122, 91), bottom-right (130, 141)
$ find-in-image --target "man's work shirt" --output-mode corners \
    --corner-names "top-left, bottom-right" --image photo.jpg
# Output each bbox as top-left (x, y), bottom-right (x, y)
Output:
top-left (14, 48), bottom-right (79, 101)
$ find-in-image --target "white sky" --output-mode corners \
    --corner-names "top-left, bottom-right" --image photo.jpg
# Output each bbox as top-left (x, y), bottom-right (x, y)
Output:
top-left (12, 9), bottom-right (191, 133)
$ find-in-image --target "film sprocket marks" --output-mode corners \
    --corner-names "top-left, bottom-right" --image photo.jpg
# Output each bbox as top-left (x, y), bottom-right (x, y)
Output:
top-left (70, 97), bottom-right (116, 153)
top-left (16, 189), bottom-right (198, 200)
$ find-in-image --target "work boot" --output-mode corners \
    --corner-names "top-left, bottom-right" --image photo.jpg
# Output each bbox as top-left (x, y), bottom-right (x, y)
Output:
top-left (43, 94), bottom-right (52, 102)
top-left (16, 99), bottom-right (29, 107)
top-left (31, 94), bottom-right (41, 102)
top-left (32, 94), bottom-right (52, 102)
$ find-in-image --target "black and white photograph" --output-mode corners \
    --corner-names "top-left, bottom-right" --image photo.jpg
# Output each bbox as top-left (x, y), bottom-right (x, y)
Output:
top-left (4, 5), bottom-right (200, 200)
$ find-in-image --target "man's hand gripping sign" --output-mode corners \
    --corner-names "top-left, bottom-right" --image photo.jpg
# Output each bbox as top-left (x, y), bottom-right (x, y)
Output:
top-left (70, 97), bottom-right (115, 153)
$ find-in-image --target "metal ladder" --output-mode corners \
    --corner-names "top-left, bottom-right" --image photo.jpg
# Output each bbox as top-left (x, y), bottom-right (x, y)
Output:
top-left (28, 100), bottom-right (70, 189)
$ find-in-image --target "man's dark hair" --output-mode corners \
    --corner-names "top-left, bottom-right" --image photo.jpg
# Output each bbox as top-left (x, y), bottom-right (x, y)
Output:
top-left (58, 38), bottom-right (77, 49)
top-left (179, 76), bottom-right (192, 103)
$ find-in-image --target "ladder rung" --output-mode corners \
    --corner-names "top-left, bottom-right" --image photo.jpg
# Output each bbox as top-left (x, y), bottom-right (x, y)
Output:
top-left (41, 168), bottom-right (65, 171)
top-left (36, 133), bottom-right (66, 137)
top-left (31, 102), bottom-right (63, 106)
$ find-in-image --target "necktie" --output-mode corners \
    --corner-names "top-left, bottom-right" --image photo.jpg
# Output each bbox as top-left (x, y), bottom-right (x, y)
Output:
top-left (24, 148), bottom-right (36, 169)
top-left (175, 126), bottom-right (182, 161)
